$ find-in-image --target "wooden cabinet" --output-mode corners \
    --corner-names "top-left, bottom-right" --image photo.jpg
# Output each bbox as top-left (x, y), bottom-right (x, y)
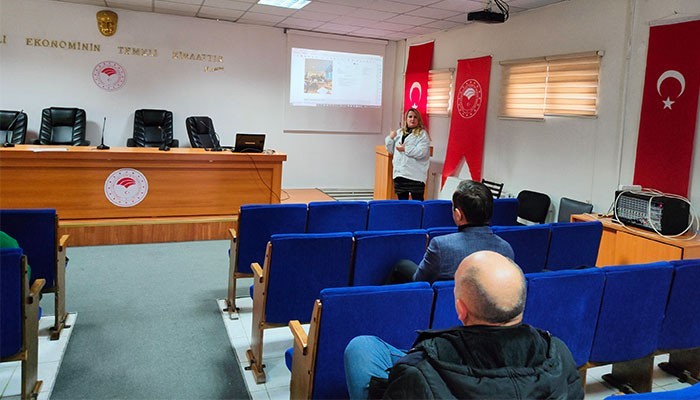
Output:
top-left (572, 213), bottom-right (700, 266)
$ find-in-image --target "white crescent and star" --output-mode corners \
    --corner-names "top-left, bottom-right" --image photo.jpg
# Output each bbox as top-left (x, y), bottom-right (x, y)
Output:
top-left (409, 81), bottom-right (422, 108)
top-left (656, 70), bottom-right (685, 110)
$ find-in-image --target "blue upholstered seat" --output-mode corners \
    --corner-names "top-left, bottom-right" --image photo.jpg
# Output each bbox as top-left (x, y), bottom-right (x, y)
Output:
top-left (367, 200), bottom-right (423, 230)
top-left (421, 199), bottom-right (454, 228)
top-left (289, 282), bottom-right (434, 399)
top-left (430, 280), bottom-right (461, 330)
top-left (1, 248), bottom-right (23, 358)
top-left (351, 229), bottom-right (428, 286)
top-left (226, 203), bottom-right (307, 312)
top-left (588, 262), bottom-right (674, 393)
top-left (603, 383), bottom-right (700, 399)
top-left (247, 232), bottom-right (354, 383)
top-left (491, 197), bottom-right (519, 226)
top-left (545, 221), bottom-right (602, 271)
top-left (523, 268), bottom-right (605, 367)
top-left (492, 224), bottom-right (551, 274)
top-left (0, 208), bottom-right (69, 339)
top-left (306, 201), bottom-right (368, 233)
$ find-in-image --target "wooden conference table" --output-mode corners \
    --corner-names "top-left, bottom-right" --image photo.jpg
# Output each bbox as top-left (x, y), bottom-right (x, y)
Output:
top-left (0, 145), bottom-right (287, 245)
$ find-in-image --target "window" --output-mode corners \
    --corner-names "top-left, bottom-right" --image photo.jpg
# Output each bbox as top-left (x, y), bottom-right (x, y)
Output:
top-left (499, 51), bottom-right (602, 119)
top-left (427, 68), bottom-right (454, 115)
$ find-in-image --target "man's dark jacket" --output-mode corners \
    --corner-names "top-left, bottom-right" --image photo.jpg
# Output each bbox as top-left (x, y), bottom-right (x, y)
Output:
top-left (383, 324), bottom-right (584, 399)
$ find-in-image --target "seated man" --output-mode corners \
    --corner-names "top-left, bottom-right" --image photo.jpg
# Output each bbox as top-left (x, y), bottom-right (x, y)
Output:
top-left (389, 179), bottom-right (514, 283)
top-left (345, 251), bottom-right (583, 399)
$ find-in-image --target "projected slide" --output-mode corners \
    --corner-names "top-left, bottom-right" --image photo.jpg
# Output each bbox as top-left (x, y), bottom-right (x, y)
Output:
top-left (290, 48), bottom-right (383, 107)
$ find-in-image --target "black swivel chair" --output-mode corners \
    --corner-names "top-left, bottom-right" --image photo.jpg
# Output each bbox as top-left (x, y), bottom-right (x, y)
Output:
top-left (36, 107), bottom-right (90, 146)
top-left (128, 109), bottom-right (178, 148)
top-left (185, 116), bottom-right (222, 150)
top-left (517, 190), bottom-right (551, 224)
top-left (0, 110), bottom-right (28, 145)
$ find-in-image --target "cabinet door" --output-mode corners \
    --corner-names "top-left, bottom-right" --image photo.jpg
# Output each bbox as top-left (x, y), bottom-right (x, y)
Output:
top-left (596, 228), bottom-right (618, 266)
top-left (614, 231), bottom-right (682, 264)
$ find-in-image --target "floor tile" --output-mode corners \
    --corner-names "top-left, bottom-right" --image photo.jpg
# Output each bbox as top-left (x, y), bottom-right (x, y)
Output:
top-left (0, 365), bottom-right (18, 396)
top-left (257, 356), bottom-right (291, 390)
top-left (267, 385), bottom-right (290, 400)
top-left (249, 389), bottom-right (269, 400)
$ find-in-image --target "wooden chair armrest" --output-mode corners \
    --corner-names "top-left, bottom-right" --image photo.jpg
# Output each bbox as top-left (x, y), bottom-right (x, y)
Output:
top-left (229, 228), bottom-right (237, 241)
top-left (29, 279), bottom-right (46, 304)
top-left (289, 320), bottom-right (308, 354)
top-left (59, 234), bottom-right (70, 251)
top-left (251, 262), bottom-right (263, 280)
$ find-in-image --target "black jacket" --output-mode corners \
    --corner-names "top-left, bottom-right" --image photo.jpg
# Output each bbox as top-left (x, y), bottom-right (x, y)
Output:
top-left (384, 324), bottom-right (584, 399)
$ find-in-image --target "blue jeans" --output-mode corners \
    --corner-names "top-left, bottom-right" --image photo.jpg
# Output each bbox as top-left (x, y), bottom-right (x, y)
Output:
top-left (344, 336), bottom-right (407, 400)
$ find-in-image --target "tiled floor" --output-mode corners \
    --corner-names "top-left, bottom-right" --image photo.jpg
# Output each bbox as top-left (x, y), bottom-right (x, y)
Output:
top-left (0, 313), bottom-right (76, 400)
top-left (220, 297), bottom-right (693, 399)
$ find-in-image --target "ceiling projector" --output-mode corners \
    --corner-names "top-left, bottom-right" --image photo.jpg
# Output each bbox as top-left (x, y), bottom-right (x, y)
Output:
top-left (467, 10), bottom-right (507, 23)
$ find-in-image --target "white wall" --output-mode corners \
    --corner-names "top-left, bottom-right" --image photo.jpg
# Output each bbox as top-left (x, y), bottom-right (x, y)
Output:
top-left (0, 0), bottom-right (398, 189)
top-left (409, 0), bottom-right (700, 218)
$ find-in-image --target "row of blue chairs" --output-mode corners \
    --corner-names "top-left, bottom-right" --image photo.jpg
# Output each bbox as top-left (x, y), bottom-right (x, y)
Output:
top-left (240, 222), bottom-right (602, 383)
top-left (0, 209), bottom-right (70, 340)
top-left (0, 248), bottom-right (46, 399)
top-left (285, 259), bottom-right (700, 399)
top-left (225, 199), bottom-right (518, 314)
top-left (431, 220), bottom-right (603, 273)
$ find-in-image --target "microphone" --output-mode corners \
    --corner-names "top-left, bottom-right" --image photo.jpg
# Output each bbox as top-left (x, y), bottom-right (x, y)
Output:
top-left (96, 117), bottom-right (110, 150)
top-left (198, 119), bottom-right (222, 151)
top-left (158, 125), bottom-right (170, 151)
top-left (2, 109), bottom-right (23, 148)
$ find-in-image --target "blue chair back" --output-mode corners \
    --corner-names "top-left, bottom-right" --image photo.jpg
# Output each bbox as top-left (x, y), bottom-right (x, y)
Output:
top-left (492, 224), bottom-right (550, 274)
top-left (235, 204), bottom-right (307, 275)
top-left (265, 232), bottom-right (354, 324)
top-left (589, 262), bottom-right (674, 363)
top-left (546, 221), bottom-right (602, 271)
top-left (430, 280), bottom-right (461, 330)
top-left (657, 259), bottom-right (700, 351)
top-left (491, 198), bottom-right (519, 226)
top-left (351, 230), bottom-right (427, 286)
top-left (312, 282), bottom-right (434, 399)
top-left (0, 248), bottom-right (23, 358)
top-left (523, 268), bottom-right (605, 367)
top-left (367, 200), bottom-right (423, 230)
top-left (427, 226), bottom-right (458, 241)
top-left (421, 200), bottom-right (453, 229)
top-left (306, 201), bottom-right (368, 233)
top-left (0, 209), bottom-right (57, 289)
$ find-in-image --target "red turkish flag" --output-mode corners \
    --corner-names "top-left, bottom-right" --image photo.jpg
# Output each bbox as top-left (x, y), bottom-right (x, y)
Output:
top-left (442, 56), bottom-right (492, 186)
top-left (404, 41), bottom-right (434, 129)
top-left (633, 20), bottom-right (700, 197)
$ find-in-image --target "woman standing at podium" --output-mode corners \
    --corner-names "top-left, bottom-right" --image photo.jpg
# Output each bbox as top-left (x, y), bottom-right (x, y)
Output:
top-left (385, 108), bottom-right (431, 201)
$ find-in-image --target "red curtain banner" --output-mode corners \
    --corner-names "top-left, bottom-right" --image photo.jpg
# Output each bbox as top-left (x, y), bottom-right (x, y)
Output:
top-left (404, 41), bottom-right (434, 130)
top-left (442, 56), bottom-right (492, 186)
top-left (633, 20), bottom-right (700, 197)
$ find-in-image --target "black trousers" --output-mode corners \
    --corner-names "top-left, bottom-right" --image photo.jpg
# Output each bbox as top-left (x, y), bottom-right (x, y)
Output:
top-left (385, 259), bottom-right (419, 284)
top-left (393, 177), bottom-right (425, 201)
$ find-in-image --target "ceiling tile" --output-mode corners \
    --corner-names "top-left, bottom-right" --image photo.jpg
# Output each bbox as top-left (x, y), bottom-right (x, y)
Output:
top-left (334, 16), bottom-right (379, 28)
top-left (57, 0), bottom-right (106, 5)
top-left (279, 16), bottom-right (324, 29)
top-left (346, 8), bottom-right (397, 21)
top-left (385, 14), bottom-right (436, 25)
top-left (301, 2), bottom-right (356, 15)
top-left (247, 4), bottom-right (296, 16)
top-left (365, 0), bottom-right (421, 14)
top-left (198, 6), bottom-right (244, 19)
top-left (237, 11), bottom-right (286, 23)
top-left (159, 0), bottom-right (202, 5)
top-left (401, 25), bottom-right (440, 35)
top-left (202, 0), bottom-right (252, 11)
top-left (370, 20), bottom-right (414, 32)
top-left (392, 0), bottom-right (441, 6)
top-left (292, 9), bottom-right (339, 22)
top-left (423, 19), bottom-right (463, 30)
top-left (430, 0), bottom-right (486, 12)
top-left (406, 6), bottom-right (461, 19)
top-left (106, 0), bottom-right (152, 7)
top-left (155, 1), bottom-right (200, 14)
top-left (316, 22), bottom-right (361, 34)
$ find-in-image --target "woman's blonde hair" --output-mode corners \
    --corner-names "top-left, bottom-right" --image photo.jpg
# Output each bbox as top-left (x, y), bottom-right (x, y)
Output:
top-left (403, 108), bottom-right (425, 134)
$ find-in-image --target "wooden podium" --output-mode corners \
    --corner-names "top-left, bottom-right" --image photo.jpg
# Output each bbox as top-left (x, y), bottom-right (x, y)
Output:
top-left (373, 145), bottom-right (432, 200)
top-left (572, 213), bottom-right (700, 266)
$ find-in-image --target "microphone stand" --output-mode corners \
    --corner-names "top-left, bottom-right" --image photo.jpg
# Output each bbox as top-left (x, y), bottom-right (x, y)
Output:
top-left (96, 117), bottom-right (110, 150)
top-left (2, 109), bottom-right (23, 148)
top-left (158, 125), bottom-right (170, 151)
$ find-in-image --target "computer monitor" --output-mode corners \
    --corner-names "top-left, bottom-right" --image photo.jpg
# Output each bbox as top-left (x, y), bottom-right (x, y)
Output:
top-left (233, 133), bottom-right (265, 153)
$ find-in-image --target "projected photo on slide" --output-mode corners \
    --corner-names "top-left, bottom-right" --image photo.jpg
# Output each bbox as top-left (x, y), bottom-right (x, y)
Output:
top-left (290, 47), bottom-right (382, 108)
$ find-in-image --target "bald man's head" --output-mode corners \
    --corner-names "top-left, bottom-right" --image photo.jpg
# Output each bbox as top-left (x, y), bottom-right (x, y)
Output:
top-left (453, 251), bottom-right (526, 326)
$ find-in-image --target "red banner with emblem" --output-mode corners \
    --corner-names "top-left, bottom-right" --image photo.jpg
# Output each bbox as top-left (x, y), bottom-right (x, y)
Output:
top-left (404, 41), bottom-right (434, 129)
top-left (633, 20), bottom-right (700, 197)
top-left (442, 56), bottom-right (492, 186)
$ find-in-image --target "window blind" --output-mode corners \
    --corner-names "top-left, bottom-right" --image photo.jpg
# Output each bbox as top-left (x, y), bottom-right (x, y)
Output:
top-left (427, 68), bottom-right (454, 115)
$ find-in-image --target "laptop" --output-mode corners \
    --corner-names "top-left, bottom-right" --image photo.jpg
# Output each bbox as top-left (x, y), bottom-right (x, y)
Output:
top-left (233, 133), bottom-right (265, 153)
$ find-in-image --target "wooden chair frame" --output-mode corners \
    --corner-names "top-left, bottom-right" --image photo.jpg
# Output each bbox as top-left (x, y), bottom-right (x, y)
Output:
top-left (51, 229), bottom-right (69, 340)
top-left (225, 228), bottom-right (251, 317)
top-left (289, 300), bottom-right (322, 400)
top-left (1, 255), bottom-right (46, 400)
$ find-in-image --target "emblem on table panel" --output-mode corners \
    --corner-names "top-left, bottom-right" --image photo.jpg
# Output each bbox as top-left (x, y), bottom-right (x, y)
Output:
top-left (92, 60), bottom-right (126, 91)
top-left (456, 78), bottom-right (483, 119)
top-left (104, 168), bottom-right (148, 207)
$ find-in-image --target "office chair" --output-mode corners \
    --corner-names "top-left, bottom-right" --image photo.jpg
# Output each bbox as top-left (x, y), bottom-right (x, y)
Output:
top-left (36, 107), bottom-right (90, 146)
top-left (185, 116), bottom-right (222, 150)
top-left (0, 110), bottom-right (28, 145)
top-left (557, 197), bottom-right (594, 222)
top-left (481, 178), bottom-right (504, 199)
top-left (517, 189), bottom-right (551, 224)
top-left (128, 109), bottom-right (178, 148)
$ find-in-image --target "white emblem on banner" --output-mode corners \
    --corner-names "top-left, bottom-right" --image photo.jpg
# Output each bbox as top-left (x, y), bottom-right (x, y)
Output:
top-left (456, 79), bottom-right (483, 119)
top-left (656, 70), bottom-right (685, 110)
